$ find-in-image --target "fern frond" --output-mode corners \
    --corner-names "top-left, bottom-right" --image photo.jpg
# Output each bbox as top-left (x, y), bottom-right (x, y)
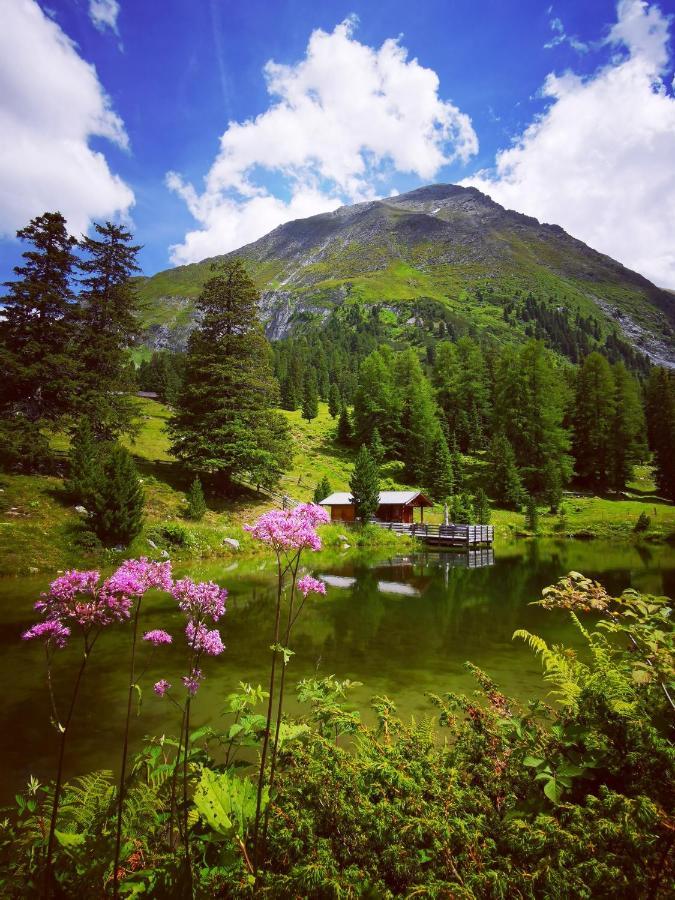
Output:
top-left (513, 629), bottom-right (582, 707)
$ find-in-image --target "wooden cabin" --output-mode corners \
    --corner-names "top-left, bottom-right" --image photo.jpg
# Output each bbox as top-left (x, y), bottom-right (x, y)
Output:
top-left (319, 490), bottom-right (433, 523)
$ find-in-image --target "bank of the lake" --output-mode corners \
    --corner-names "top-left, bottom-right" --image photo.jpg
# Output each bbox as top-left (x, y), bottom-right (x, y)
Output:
top-left (1, 538), bottom-right (673, 806)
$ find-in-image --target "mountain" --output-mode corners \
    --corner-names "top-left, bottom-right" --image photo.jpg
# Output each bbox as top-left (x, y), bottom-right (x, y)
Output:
top-left (136, 184), bottom-right (674, 366)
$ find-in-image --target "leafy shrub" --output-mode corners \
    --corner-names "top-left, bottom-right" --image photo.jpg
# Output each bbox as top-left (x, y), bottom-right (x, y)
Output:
top-left (149, 522), bottom-right (195, 549)
top-left (634, 511), bottom-right (651, 532)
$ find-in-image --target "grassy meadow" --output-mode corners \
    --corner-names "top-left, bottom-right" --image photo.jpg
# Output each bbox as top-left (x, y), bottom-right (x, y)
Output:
top-left (0, 397), bottom-right (673, 576)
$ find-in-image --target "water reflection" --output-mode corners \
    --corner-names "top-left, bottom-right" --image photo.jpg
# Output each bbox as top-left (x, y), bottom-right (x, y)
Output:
top-left (0, 540), bottom-right (673, 803)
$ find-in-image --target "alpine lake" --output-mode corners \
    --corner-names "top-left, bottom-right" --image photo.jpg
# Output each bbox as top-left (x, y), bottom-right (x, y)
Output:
top-left (1, 538), bottom-right (673, 804)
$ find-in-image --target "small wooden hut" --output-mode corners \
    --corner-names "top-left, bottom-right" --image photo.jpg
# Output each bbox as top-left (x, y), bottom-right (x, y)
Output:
top-left (319, 490), bottom-right (433, 523)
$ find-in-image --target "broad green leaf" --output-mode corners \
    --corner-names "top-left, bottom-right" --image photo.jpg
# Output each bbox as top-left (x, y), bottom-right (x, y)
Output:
top-left (557, 763), bottom-right (585, 778)
top-left (522, 756), bottom-right (545, 768)
top-left (543, 778), bottom-right (564, 804)
top-left (194, 768), bottom-right (266, 841)
top-left (276, 722), bottom-right (309, 747)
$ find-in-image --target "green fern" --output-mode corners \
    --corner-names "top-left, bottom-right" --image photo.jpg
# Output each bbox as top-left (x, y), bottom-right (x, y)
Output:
top-left (58, 770), bottom-right (114, 834)
top-left (513, 629), bottom-right (583, 707)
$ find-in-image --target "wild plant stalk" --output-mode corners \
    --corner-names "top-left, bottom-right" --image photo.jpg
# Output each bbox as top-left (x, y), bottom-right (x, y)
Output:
top-left (44, 635), bottom-right (96, 897)
top-left (182, 695), bottom-right (192, 894)
top-left (113, 600), bottom-right (143, 898)
top-left (252, 557), bottom-right (285, 866)
top-left (261, 555), bottom-right (301, 852)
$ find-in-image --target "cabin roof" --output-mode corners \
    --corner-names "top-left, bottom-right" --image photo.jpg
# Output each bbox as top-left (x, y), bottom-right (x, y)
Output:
top-left (319, 490), bottom-right (432, 507)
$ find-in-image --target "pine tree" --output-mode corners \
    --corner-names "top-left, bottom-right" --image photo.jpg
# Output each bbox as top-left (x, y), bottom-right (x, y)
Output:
top-left (77, 222), bottom-right (142, 438)
top-left (186, 477), bottom-right (207, 520)
top-left (313, 475), bottom-right (332, 505)
top-left (0, 211), bottom-right (79, 429)
top-left (349, 446), bottom-right (380, 522)
top-left (301, 371), bottom-right (319, 422)
top-left (65, 418), bottom-right (105, 506)
top-left (328, 382), bottom-right (342, 418)
top-left (394, 349), bottom-right (438, 482)
top-left (573, 352), bottom-right (616, 490)
top-left (450, 433), bottom-right (464, 493)
top-left (336, 406), bottom-right (353, 446)
top-left (488, 433), bottom-right (524, 509)
top-left (450, 492), bottom-right (474, 524)
top-left (525, 494), bottom-right (539, 533)
top-left (610, 363), bottom-right (647, 492)
top-left (168, 260), bottom-right (292, 491)
top-left (352, 350), bottom-right (399, 449)
top-left (424, 428), bottom-right (454, 501)
top-left (89, 445), bottom-right (144, 545)
top-left (645, 367), bottom-right (675, 501)
top-left (474, 488), bottom-right (491, 525)
top-left (369, 427), bottom-right (385, 466)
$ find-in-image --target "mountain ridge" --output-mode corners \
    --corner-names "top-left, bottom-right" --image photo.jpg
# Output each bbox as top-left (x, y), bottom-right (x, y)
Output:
top-left (137, 184), bottom-right (674, 366)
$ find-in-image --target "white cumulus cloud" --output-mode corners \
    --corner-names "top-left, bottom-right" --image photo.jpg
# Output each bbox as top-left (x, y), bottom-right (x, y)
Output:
top-left (167, 16), bottom-right (478, 265)
top-left (0, 0), bottom-right (134, 238)
top-left (464, 0), bottom-right (675, 287)
top-left (88, 0), bottom-right (120, 36)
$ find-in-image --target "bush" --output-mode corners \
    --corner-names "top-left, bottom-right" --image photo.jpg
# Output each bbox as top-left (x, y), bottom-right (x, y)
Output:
top-left (185, 477), bottom-right (206, 520)
top-left (149, 522), bottom-right (195, 549)
top-left (634, 511), bottom-right (651, 532)
top-left (89, 446), bottom-right (144, 546)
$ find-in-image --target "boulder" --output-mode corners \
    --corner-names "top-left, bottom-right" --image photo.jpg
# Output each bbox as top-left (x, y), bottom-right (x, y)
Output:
top-left (147, 539), bottom-right (158, 550)
top-left (74, 505), bottom-right (88, 516)
top-left (223, 537), bottom-right (240, 550)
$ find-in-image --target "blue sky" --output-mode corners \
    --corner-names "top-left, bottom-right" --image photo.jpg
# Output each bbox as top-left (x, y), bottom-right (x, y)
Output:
top-left (2, 0), bottom-right (675, 285)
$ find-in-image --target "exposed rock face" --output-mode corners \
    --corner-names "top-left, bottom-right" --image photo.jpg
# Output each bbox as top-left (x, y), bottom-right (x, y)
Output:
top-left (137, 183), bottom-right (674, 364)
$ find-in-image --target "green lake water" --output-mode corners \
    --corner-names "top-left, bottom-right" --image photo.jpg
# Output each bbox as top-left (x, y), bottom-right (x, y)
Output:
top-left (0, 540), bottom-right (673, 804)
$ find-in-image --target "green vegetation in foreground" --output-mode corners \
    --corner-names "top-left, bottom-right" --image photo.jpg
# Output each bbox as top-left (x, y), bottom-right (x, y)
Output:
top-left (0, 397), bottom-right (672, 576)
top-left (2, 572), bottom-right (673, 896)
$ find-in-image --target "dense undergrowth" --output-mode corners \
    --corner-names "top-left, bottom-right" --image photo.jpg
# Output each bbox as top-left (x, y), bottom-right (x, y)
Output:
top-left (1, 573), bottom-right (672, 898)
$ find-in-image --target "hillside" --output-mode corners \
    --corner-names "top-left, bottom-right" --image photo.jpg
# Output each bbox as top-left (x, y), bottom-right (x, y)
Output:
top-left (137, 184), bottom-right (674, 366)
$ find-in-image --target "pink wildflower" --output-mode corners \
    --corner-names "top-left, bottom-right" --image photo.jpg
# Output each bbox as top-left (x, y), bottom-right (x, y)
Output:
top-left (143, 629), bottom-right (173, 646)
top-left (244, 504), bottom-right (329, 553)
top-left (182, 669), bottom-right (203, 696)
top-left (35, 569), bottom-right (130, 627)
top-left (185, 621), bottom-right (225, 656)
top-left (171, 578), bottom-right (227, 623)
top-left (103, 558), bottom-right (173, 596)
top-left (22, 620), bottom-right (71, 648)
top-left (297, 575), bottom-right (326, 597)
top-left (153, 679), bottom-right (171, 696)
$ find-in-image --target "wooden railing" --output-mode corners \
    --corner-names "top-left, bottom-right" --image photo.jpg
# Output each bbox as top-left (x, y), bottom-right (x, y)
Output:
top-left (370, 521), bottom-right (494, 545)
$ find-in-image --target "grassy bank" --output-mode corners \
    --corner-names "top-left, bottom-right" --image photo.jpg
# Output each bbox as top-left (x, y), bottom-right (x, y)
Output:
top-left (0, 398), bottom-right (672, 575)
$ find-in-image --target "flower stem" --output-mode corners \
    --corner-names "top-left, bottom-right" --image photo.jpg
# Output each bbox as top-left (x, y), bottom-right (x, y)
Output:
top-left (182, 696), bottom-right (193, 896)
top-left (261, 554), bottom-right (301, 854)
top-left (252, 556), bottom-right (284, 869)
top-left (113, 599), bottom-right (142, 897)
top-left (44, 644), bottom-right (90, 898)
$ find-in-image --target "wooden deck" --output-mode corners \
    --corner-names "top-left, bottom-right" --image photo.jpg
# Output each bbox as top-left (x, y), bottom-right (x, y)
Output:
top-left (371, 520), bottom-right (494, 548)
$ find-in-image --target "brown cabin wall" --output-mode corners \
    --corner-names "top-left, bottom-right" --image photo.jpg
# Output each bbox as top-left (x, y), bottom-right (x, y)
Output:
top-left (329, 505), bottom-right (356, 522)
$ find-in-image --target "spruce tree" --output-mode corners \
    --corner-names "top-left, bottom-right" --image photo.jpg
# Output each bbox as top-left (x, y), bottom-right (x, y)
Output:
top-left (328, 382), bottom-right (342, 418)
top-left (369, 427), bottom-right (385, 466)
top-left (610, 363), bottom-right (646, 492)
top-left (424, 428), bottom-right (454, 501)
top-left (352, 350), bottom-right (399, 449)
top-left (474, 488), bottom-right (491, 525)
top-left (0, 212), bottom-right (79, 452)
top-left (394, 349), bottom-right (438, 482)
top-left (573, 352), bottom-right (616, 490)
top-left (313, 475), bottom-right (332, 505)
top-left (89, 445), bottom-right (144, 545)
top-left (186, 476), bottom-right (207, 520)
top-left (645, 367), bottom-right (675, 501)
top-left (450, 433), bottom-right (464, 493)
top-left (168, 260), bottom-right (292, 491)
top-left (336, 406), bottom-right (353, 446)
top-left (450, 492), bottom-right (474, 524)
top-left (525, 494), bottom-right (539, 533)
top-left (301, 371), bottom-right (319, 422)
top-left (65, 418), bottom-right (104, 506)
top-left (77, 222), bottom-right (142, 438)
top-left (349, 446), bottom-right (380, 522)
top-left (488, 433), bottom-right (524, 509)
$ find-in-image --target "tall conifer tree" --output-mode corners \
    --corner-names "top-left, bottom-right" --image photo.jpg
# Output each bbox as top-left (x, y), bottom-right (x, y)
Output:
top-left (573, 352), bottom-right (616, 490)
top-left (349, 446), bottom-right (380, 522)
top-left (168, 260), bottom-right (291, 491)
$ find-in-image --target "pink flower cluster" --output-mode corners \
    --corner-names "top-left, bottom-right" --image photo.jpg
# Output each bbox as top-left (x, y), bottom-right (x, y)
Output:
top-left (182, 669), bottom-right (203, 696)
top-left (24, 559), bottom-right (175, 648)
top-left (143, 629), bottom-right (173, 646)
top-left (185, 621), bottom-right (225, 656)
top-left (153, 679), bottom-right (171, 696)
top-left (244, 503), bottom-right (329, 553)
top-left (171, 578), bottom-right (227, 622)
top-left (297, 575), bottom-right (326, 597)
